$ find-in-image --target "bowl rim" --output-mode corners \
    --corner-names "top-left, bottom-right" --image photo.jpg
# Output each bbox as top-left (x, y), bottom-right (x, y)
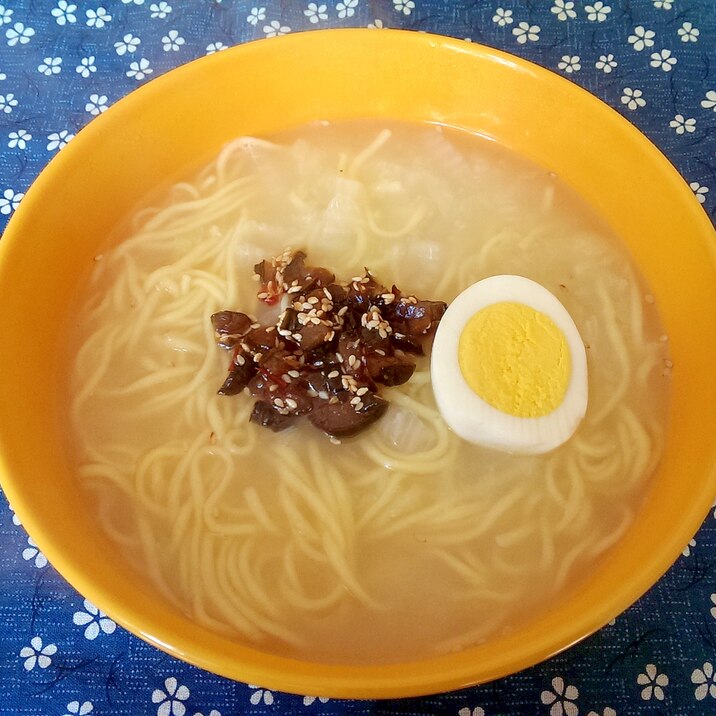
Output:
top-left (1, 27), bottom-right (716, 699)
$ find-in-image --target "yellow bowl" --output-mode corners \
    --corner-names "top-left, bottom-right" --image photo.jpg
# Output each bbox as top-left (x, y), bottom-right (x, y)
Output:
top-left (1, 29), bottom-right (715, 699)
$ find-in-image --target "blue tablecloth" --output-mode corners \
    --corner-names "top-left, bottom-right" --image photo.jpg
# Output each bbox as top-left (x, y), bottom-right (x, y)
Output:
top-left (1, 2), bottom-right (715, 714)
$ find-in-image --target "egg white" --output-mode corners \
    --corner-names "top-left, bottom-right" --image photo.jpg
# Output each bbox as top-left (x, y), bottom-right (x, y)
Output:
top-left (430, 275), bottom-right (588, 455)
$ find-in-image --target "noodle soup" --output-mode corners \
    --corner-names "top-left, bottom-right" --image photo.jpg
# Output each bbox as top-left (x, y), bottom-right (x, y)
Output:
top-left (65, 122), bottom-right (670, 664)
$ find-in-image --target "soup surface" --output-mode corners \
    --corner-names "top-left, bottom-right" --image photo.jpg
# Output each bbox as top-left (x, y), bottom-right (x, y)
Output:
top-left (65, 122), bottom-right (670, 664)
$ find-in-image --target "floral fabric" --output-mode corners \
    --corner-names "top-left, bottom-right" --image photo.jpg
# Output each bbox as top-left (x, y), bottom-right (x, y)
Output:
top-left (1, 1), bottom-right (715, 714)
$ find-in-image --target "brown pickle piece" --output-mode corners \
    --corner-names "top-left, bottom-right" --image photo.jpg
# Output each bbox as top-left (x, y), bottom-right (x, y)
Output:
top-left (242, 325), bottom-right (279, 354)
top-left (283, 251), bottom-right (335, 292)
top-left (297, 322), bottom-right (332, 351)
top-left (366, 353), bottom-right (415, 387)
top-left (389, 299), bottom-right (447, 336)
top-left (211, 311), bottom-right (253, 349)
top-left (309, 393), bottom-right (388, 438)
top-left (218, 362), bottom-right (256, 396)
top-left (250, 401), bottom-right (296, 432)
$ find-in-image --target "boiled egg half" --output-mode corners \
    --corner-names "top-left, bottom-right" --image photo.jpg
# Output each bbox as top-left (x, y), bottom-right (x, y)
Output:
top-left (431, 275), bottom-right (588, 454)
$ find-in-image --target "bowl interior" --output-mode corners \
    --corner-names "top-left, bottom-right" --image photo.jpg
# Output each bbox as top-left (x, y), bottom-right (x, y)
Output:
top-left (1, 29), bottom-right (716, 698)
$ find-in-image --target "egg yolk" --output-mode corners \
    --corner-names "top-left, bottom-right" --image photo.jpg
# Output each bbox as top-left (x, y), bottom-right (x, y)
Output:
top-left (458, 301), bottom-right (571, 418)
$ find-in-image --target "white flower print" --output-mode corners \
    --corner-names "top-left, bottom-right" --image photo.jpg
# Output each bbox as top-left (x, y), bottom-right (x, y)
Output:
top-left (85, 7), bottom-right (111, 29)
top-left (585, 2), bottom-right (611, 22)
top-left (122, 0), bottom-right (145, 4)
top-left (162, 30), bottom-right (184, 52)
top-left (115, 33), bottom-right (141, 56)
top-left (650, 49), bottom-right (676, 72)
top-left (38, 57), bottom-right (62, 76)
top-left (551, 0), bottom-right (576, 21)
top-left (393, 0), bottom-right (414, 16)
top-left (85, 92), bottom-right (108, 116)
top-left (682, 536), bottom-right (696, 555)
top-left (690, 182), bottom-right (708, 205)
top-left (63, 701), bottom-right (93, 716)
top-left (76, 56), bottom-right (97, 78)
top-left (21, 535), bottom-right (47, 565)
top-left (653, 0), bottom-right (673, 8)
top-left (263, 20), bottom-right (290, 37)
top-left (303, 696), bottom-right (330, 706)
top-left (0, 4), bottom-right (12, 24)
top-left (541, 677), bottom-right (579, 716)
top-left (628, 26), bottom-right (655, 52)
top-left (586, 710), bottom-right (616, 716)
top-left (52, 1), bottom-right (77, 26)
top-left (710, 593), bottom-right (716, 619)
top-left (73, 598), bottom-right (116, 638)
top-left (678, 22), bottom-right (699, 43)
top-left (0, 70), bottom-right (4, 80)
top-left (0, 92), bottom-right (17, 113)
top-left (367, 18), bottom-right (384, 28)
top-left (8, 500), bottom-right (23, 522)
top-left (0, 186), bottom-right (23, 214)
top-left (637, 664), bottom-right (669, 700)
top-left (150, 2), bottom-right (172, 19)
top-left (458, 708), bottom-right (485, 716)
top-left (20, 636), bottom-right (57, 670)
top-left (701, 90), bottom-right (716, 111)
top-left (152, 677), bottom-right (190, 716)
top-left (47, 129), bottom-right (74, 151)
top-left (595, 53), bottom-right (617, 73)
top-left (621, 87), bottom-right (645, 111)
top-left (692, 662), bottom-right (716, 700)
top-left (336, 0), bottom-right (358, 19)
top-left (248, 685), bottom-right (274, 706)
top-left (493, 8), bottom-right (513, 26)
top-left (205, 42), bottom-right (228, 54)
top-left (193, 711), bottom-right (220, 716)
top-left (127, 58), bottom-right (152, 80)
top-left (6, 22), bottom-right (35, 46)
top-left (513, 22), bottom-right (540, 44)
top-left (304, 3), bottom-right (328, 23)
top-left (246, 7), bottom-right (266, 25)
top-left (669, 114), bottom-right (696, 134)
top-left (558, 55), bottom-right (581, 74)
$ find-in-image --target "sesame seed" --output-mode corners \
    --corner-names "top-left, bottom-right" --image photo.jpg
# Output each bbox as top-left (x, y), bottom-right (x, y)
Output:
top-left (327, 370), bottom-right (339, 378)
top-left (375, 349), bottom-right (386, 356)
top-left (351, 276), bottom-right (362, 283)
top-left (318, 390), bottom-right (329, 400)
top-left (337, 306), bottom-right (348, 316)
top-left (307, 389), bottom-right (318, 398)
top-left (354, 401), bottom-right (364, 411)
top-left (236, 355), bottom-right (245, 366)
top-left (329, 436), bottom-right (341, 445)
top-left (323, 288), bottom-right (332, 299)
top-left (274, 398), bottom-right (285, 408)
top-left (269, 384), bottom-right (278, 392)
top-left (329, 396), bottom-right (339, 404)
top-left (250, 322), bottom-right (261, 330)
top-left (336, 352), bottom-right (344, 362)
top-left (348, 355), bottom-right (358, 368)
top-left (252, 273), bottom-right (260, 282)
top-left (285, 398), bottom-right (298, 410)
top-left (257, 292), bottom-right (269, 300)
top-left (326, 330), bottom-right (335, 341)
top-left (282, 374), bottom-right (292, 383)
top-left (308, 296), bottom-right (319, 304)
top-left (288, 370), bottom-right (300, 378)
top-left (253, 352), bottom-right (263, 362)
top-left (350, 396), bottom-right (361, 405)
top-left (292, 333), bottom-right (302, 342)
top-left (356, 387), bottom-right (369, 396)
